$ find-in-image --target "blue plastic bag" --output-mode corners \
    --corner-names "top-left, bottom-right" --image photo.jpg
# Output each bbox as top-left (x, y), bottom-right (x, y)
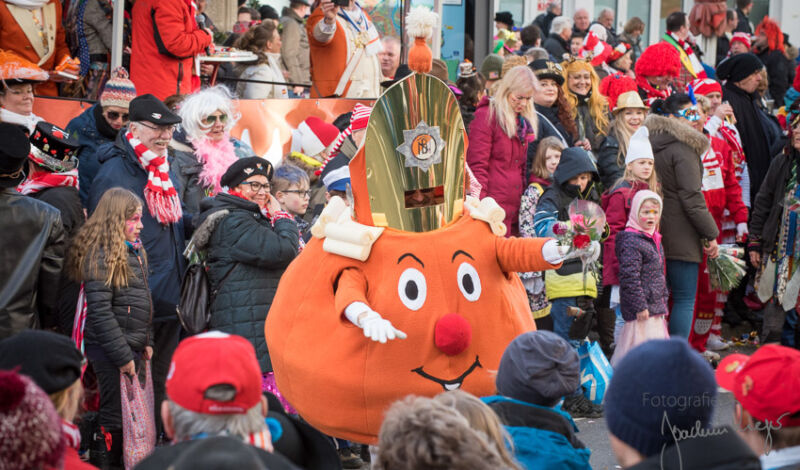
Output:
top-left (578, 340), bottom-right (613, 405)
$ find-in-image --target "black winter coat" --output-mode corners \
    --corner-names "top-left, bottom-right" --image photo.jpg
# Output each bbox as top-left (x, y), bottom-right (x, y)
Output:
top-left (750, 149), bottom-right (798, 256)
top-left (596, 133), bottom-right (622, 190)
top-left (646, 115), bottom-right (718, 263)
top-left (84, 247), bottom-right (153, 367)
top-left (30, 186), bottom-right (84, 335)
top-left (196, 193), bottom-right (299, 372)
top-left (757, 48), bottom-right (790, 106)
top-left (629, 426), bottom-right (761, 470)
top-left (0, 189), bottom-right (65, 338)
top-left (543, 34), bottom-right (569, 61)
top-left (89, 131), bottom-right (187, 321)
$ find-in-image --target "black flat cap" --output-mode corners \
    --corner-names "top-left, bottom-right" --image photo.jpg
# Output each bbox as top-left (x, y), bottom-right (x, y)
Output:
top-left (129, 94), bottom-right (182, 125)
top-left (0, 330), bottom-right (83, 394)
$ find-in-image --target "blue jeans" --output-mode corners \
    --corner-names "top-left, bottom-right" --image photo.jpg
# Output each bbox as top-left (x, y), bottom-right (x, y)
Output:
top-left (550, 297), bottom-right (580, 349)
top-left (666, 260), bottom-right (699, 338)
top-left (613, 304), bottom-right (624, 345)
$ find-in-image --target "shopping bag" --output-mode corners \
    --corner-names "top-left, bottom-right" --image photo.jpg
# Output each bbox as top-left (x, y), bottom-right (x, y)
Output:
top-left (120, 361), bottom-right (155, 469)
top-left (578, 340), bottom-right (613, 405)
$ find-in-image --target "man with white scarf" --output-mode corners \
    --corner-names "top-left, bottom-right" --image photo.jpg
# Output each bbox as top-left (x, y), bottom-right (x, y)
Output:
top-left (0, 0), bottom-right (80, 96)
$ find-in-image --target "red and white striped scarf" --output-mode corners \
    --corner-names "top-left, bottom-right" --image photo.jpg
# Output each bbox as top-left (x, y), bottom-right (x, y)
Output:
top-left (668, 32), bottom-right (707, 79)
top-left (17, 168), bottom-right (79, 195)
top-left (126, 131), bottom-right (183, 225)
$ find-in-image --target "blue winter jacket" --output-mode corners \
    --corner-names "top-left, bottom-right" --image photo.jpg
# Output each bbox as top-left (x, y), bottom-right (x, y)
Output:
top-left (89, 131), bottom-right (187, 322)
top-left (67, 104), bottom-right (116, 206)
top-left (482, 395), bottom-right (592, 470)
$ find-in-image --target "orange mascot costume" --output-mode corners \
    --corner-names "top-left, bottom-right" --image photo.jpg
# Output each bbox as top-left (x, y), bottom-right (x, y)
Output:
top-left (266, 9), bottom-right (566, 445)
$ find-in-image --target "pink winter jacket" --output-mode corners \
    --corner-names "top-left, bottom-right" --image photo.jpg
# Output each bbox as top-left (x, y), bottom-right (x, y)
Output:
top-left (466, 96), bottom-right (535, 236)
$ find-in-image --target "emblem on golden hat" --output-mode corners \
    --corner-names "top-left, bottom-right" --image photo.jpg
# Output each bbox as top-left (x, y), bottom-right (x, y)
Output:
top-left (361, 73), bottom-right (466, 233)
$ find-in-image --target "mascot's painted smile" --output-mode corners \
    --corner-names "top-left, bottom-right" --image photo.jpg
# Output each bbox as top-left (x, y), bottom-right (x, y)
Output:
top-left (412, 356), bottom-right (482, 391)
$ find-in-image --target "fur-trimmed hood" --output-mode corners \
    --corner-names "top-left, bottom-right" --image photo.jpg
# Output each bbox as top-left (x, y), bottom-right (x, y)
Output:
top-left (644, 114), bottom-right (709, 157)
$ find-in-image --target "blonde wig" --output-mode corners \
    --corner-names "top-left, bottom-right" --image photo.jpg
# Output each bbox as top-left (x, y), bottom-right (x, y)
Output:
top-left (489, 65), bottom-right (539, 139)
top-left (561, 59), bottom-right (609, 136)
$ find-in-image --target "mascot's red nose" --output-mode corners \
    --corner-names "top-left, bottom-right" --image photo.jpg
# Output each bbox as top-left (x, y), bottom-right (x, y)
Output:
top-left (434, 313), bottom-right (472, 356)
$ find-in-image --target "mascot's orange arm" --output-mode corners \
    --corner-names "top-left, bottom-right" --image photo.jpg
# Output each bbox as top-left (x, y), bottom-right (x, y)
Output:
top-left (496, 237), bottom-right (563, 273)
top-left (334, 267), bottom-right (370, 317)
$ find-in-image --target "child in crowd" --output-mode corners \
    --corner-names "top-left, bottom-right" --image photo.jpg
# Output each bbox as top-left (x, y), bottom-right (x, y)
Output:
top-left (612, 190), bottom-right (670, 366)
top-left (272, 163), bottom-right (311, 246)
top-left (434, 390), bottom-right (522, 470)
top-left (533, 147), bottom-right (605, 418)
top-left (689, 94), bottom-right (749, 359)
top-left (456, 61), bottom-right (486, 129)
top-left (66, 188), bottom-right (152, 467)
top-left (601, 126), bottom-right (658, 342)
top-left (520, 136), bottom-right (565, 331)
top-left (483, 331), bottom-right (592, 469)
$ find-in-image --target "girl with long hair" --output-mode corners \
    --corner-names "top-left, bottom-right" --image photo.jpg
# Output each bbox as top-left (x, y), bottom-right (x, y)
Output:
top-left (467, 65), bottom-right (538, 236)
top-left (67, 188), bottom-right (152, 467)
top-left (519, 136), bottom-right (565, 331)
top-left (170, 85), bottom-right (253, 215)
top-left (235, 22), bottom-right (288, 99)
top-left (561, 58), bottom-right (609, 153)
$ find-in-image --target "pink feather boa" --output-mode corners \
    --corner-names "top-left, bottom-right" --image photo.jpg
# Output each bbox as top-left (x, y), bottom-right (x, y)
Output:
top-left (191, 136), bottom-right (238, 194)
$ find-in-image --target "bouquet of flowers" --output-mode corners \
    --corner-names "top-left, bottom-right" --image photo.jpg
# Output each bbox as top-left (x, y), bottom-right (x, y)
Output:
top-left (706, 243), bottom-right (747, 292)
top-left (552, 200), bottom-right (607, 288)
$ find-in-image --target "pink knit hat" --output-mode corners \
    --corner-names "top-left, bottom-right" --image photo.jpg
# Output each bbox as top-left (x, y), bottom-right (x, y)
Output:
top-left (0, 370), bottom-right (65, 470)
top-left (100, 67), bottom-right (137, 109)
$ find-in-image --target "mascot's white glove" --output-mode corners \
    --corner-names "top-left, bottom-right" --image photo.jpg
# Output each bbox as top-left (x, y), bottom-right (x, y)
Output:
top-left (345, 302), bottom-right (408, 343)
top-left (737, 223), bottom-right (748, 238)
top-left (542, 239), bottom-right (567, 264)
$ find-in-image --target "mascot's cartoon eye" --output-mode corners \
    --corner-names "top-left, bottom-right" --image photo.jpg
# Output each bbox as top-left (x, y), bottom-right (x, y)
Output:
top-left (398, 268), bottom-right (427, 311)
top-left (457, 262), bottom-right (482, 302)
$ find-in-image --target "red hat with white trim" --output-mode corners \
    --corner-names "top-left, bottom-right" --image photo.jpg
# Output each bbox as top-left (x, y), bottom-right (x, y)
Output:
top-left (166, 331), bottom-right (262, 415)
top-left (715, 344), bottom-right (800, 427)
top-left (687, 78), bottom-right (722, 96)
top-left (607, 42), bottom-right (631, 63)
top-left (731, 32), bottom-right (752, 50)
top-left (294, 116), bottom-right (339, 157)
top-left (579, 32), bottom-right (612, 67)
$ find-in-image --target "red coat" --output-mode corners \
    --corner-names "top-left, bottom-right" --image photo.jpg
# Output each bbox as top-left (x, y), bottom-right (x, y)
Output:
top-left (466, 96), bottom-right (535, 236)
top-left (601, 179), bottom-right (651, 286)
top-left (130, 0), bottom-right (211, 100)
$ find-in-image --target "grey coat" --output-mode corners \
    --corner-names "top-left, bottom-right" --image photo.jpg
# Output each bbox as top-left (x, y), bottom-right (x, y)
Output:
top-left (83, 0), bottom-right (113, 56)
top-left (280, 7), bottom-right (310, 85)
top-left (646, 114), bottom-right (718, 263)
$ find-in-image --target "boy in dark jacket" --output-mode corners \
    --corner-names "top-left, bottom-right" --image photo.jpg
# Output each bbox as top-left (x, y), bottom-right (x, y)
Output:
top-left (483, 331), bottom-right (592, 470)
top-left (532, 147), bottom-right (605, 419)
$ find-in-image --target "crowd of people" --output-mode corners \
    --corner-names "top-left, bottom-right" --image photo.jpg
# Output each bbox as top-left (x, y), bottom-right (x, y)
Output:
top-left (2, 0), bottom-right (800, 469)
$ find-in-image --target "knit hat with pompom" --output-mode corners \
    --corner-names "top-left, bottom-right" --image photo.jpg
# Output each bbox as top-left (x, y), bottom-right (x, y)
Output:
top-left (0, 370), bottom-right (65, 470)
top-left (100, 67), bottom-right (137, 109)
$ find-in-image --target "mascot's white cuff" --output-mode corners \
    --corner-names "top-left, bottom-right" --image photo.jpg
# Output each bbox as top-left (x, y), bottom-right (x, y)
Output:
top-left (345, 302), bottom-right (371, 327)
top-left (542, 239), bottom-right (565, 265)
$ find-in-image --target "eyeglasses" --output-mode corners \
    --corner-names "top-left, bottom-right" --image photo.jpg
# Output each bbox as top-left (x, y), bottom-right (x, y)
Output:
top-left (105, 111), bottom-right (130, 122)
top-left (241, 181), bottom-right (270, 192)
top-left (283, 189), bottom-right (311, 197)
top-left (674, 106), bottom-right (701, 122)
top-left (138, 122), bottom-right (176, 133)
top-left (203, 113), bottom-right (228, 125)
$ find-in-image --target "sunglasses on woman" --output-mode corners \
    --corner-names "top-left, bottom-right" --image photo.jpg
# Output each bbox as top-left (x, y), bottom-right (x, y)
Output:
top-left (204, 114), bottom-right (228, 125)
top-left (105, 111), bottom-right (129, 122)
top-left (674, 106), bottom-right (701, 122)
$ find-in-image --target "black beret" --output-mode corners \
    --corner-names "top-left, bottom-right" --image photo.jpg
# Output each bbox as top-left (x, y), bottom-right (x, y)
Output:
top-left (0, 330), bottom-right (83, 394)
top-left (221, 157), bottom-right (274, 189)
top-left (129, 94), bottom-right (182, 125)
top-left (716, 53), bottom-right (764, 83)
top-left (0, 123), bottom-right (32, 188)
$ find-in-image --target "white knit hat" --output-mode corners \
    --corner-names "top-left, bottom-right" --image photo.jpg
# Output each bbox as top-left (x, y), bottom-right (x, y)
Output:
top-left (625, 126), bottom-right (654, 165)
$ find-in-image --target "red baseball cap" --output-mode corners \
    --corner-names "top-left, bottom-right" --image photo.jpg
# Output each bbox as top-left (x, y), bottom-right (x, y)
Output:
top-left (166, 332), bottom-right (262, 415)
top-left (715, 345), bottom-right (800, 427)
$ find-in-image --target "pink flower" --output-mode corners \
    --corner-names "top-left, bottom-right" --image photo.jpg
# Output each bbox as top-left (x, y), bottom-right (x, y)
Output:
top-left (570, 213), bottom-right (585, 227)
top-left (573, 234), bottom-right (591, 250)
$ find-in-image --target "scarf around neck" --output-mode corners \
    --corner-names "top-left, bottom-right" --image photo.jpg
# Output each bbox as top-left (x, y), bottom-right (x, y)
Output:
top-left (0, 108), bottom-right (42, 134)
top-left (126, 131), bottom-right (183, 225)
top-left (17, 167), bottom-right (79, 195)
top-left (635, 74), bottom-right (672, 105)
top-left (191, 136), bottom-right (237, 195)
top-left (93, 104), bottom-right (120, 140)
top-left (665, 32), bottom-right (707, 79)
